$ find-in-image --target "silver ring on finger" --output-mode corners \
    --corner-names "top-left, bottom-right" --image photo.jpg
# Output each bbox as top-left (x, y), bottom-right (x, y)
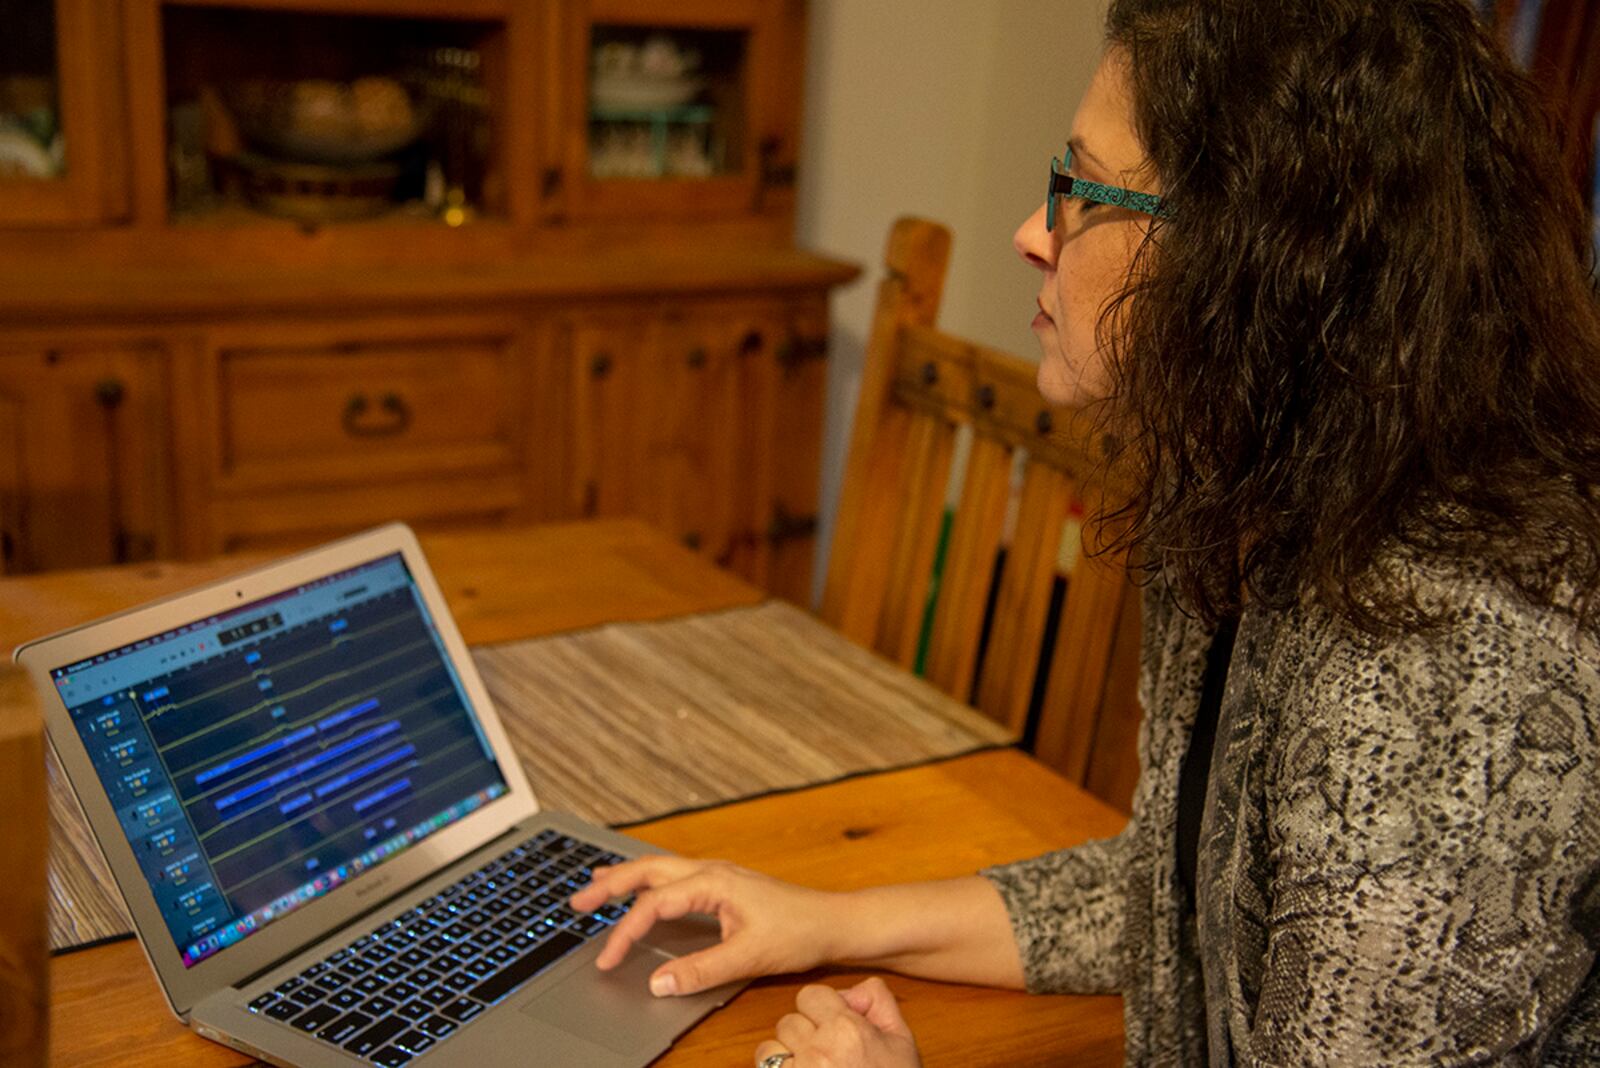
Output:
top-left (758, 1053), bottom-right (794, 1068)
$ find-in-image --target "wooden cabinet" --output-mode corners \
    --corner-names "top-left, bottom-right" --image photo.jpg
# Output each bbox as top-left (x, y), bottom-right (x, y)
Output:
top-left (0, 0), bottom-right (857, 604)
top-left (0, 344), bottom-right (171, 572)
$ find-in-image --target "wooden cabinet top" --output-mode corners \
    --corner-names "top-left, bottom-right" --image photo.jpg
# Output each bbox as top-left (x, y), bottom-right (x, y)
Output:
top-left (0, 242), bottom-right (860, 324)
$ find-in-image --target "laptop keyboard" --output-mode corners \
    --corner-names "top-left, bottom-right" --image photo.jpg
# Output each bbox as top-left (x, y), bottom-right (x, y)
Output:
top-left (244, 829), bottom-right (630, 1065)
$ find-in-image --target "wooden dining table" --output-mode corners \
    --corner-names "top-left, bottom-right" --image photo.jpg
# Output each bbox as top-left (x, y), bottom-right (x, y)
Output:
top-left (11, 519), bottom-right (1128, 1067)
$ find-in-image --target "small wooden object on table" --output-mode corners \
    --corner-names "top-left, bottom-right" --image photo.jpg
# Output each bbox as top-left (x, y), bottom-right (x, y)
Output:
top-left (0, 665), bottom-right (49, 1068)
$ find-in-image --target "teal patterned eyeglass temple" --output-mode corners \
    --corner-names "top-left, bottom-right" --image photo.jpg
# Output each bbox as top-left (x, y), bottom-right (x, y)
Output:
top-left (1047, 145), bottom-right (1168, 230)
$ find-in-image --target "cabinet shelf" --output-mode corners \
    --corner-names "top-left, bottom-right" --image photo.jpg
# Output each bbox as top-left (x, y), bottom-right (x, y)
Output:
top-left (590, 104), bottom-right (713, 122)
top-left (588, 103), bottom-right (716, 180)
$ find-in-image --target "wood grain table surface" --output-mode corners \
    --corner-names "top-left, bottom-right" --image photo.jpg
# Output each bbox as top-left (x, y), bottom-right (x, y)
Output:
top-left (0, 519), bottom-right (764, 657)
top-left (25, 521), bottom-right (1128, 1066)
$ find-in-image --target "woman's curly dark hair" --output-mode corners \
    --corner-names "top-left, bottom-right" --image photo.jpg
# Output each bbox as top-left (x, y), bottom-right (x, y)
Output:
top-left (1098, 0), bottom-right (1600, 634)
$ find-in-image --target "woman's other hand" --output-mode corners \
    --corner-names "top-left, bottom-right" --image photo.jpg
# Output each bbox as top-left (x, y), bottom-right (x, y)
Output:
top-left (753, 978), bottom-right (922, 1067)
top-left (569, 856), bottom-right (844, 996)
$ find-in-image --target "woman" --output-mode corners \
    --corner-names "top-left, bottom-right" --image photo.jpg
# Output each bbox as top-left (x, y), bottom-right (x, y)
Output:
top-left (571, 0), bottom-right (1600, 1063)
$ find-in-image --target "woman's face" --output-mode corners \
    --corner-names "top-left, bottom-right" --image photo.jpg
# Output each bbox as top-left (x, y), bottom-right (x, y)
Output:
top-left (1014, 48), bottom-right (1157, 407)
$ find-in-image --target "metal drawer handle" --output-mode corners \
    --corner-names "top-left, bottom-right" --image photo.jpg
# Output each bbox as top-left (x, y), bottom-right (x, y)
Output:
top-left (342, 391), bottom-right (412, 438)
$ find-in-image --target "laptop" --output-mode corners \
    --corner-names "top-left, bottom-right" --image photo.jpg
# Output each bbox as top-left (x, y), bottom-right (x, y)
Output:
top-left (16, 522), bottom-right (741, 1067)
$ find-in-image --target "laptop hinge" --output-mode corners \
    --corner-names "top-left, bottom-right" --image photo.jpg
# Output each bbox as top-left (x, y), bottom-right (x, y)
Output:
top-left (232, 822), bottom-right (526, 991)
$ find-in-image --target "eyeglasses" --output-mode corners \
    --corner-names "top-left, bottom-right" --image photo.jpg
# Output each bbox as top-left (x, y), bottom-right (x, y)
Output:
top-left (1046, 146), bottom-right (1168, 231)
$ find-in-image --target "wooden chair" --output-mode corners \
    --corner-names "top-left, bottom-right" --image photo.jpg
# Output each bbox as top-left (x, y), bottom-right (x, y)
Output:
top-left (0, 665), bottom-right (48, 1067)
top-left (820, 218), bottom-right (1144, 811)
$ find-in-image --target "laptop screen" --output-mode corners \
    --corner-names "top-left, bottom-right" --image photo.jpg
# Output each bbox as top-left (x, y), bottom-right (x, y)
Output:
top-left (51, 552), bottom-right (509, 968)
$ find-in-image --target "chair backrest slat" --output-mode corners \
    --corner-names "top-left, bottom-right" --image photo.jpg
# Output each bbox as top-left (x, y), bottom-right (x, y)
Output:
top-left (821, 222), bottom-right (951, 637)
top-left (876, 410), bottom-right (958, 667)
top-left (924, 432), bottom-right (1013, 698)
top-left (972, 459), bottom-right (1073, 733)
top-left (1032, 545), bottom-right (1130, 781)
top-left (829, 402), bottom-right (913, 646)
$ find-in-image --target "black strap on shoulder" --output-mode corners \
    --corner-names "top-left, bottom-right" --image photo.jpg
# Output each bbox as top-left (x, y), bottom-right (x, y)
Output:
top-left (1176, 616), bottom-right (1239, 910)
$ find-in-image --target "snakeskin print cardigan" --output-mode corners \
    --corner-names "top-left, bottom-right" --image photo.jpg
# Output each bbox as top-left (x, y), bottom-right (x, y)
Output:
top-left (982, 558), bottom-right (1600, 1065)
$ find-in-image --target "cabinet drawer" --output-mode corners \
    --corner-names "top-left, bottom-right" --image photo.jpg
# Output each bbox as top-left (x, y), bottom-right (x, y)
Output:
top-left (213, 473), bottom-right (525, 553)
top-left (219, 336), bottom-right (520, 488)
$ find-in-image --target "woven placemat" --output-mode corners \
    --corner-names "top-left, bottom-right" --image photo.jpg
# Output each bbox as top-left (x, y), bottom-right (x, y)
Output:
top-left (48, 601), bottom-right (1011, 951)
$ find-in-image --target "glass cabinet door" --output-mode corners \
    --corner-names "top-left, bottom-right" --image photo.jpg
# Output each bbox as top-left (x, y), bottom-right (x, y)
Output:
top-left (557, 0), bottom-right (801, 221)
top-left (0, 0), bottom-right (125, 225)
top-left (154, 4), bottom-right (517, 228)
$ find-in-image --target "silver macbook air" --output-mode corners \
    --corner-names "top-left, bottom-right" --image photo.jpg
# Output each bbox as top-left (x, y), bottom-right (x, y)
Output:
top-left (16, 522), bottom-right (740, 1067)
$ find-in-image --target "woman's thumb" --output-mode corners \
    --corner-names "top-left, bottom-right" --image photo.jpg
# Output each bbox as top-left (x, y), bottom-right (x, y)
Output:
top-left (648, 942), bottom-right (751, 997)
top-left (841, 977), bottom-right (913, 1039)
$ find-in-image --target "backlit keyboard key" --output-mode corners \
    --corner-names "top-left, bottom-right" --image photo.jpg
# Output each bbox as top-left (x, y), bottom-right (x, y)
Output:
top-left (396, 998), bottom-right (431, 1020)
top-left (290, 1004), bottom-right (341, 1033)
top-left (316, 1011), bottom-right (371, 1045)
top-left (394, 1029), bottom-right (434, 1054)
top-left (264, 1000), bottom-right (300, 1022)
top-left (376, 962), bottom-right (408, 983)
top-left (328, 990), bottom-right (362, 1010)
top-left (440, 997), bottom-right (484, 1023)
top-left (343, 1016), bottom-right (407, 1057)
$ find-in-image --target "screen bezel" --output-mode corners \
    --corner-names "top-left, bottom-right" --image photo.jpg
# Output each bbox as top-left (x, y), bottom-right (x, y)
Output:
top-left (17, 523), bottom-right (538, 1018)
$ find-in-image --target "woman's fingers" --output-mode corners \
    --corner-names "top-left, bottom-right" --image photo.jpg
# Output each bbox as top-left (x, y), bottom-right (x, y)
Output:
top-left (568, 855), bottom-right (704, 911)
top-left (757, 981), bottom-right (922, 1067)
top-left (841, 977), bottom-right (914, 1039)
top-left (593, 870), bottom-right (727, 971)
top-left (774, 1011), bottom-right (817, 1050)
top-left (795, 982), bottom-right (851, 1024)
top-left (575, 859), bottom-right (836, 997)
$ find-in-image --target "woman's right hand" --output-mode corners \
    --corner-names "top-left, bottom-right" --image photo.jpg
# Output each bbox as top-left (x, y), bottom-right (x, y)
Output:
top-left (568, 856), bottom-right (845, 997)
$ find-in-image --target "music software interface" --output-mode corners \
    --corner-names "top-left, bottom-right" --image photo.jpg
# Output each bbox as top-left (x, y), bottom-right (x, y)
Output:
top-left (54, 553), bottom-right (508, 967)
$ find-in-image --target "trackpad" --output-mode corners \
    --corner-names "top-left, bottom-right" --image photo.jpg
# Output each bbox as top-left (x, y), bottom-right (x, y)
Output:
top-left (520, 941), bottom-right (727, 1056)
